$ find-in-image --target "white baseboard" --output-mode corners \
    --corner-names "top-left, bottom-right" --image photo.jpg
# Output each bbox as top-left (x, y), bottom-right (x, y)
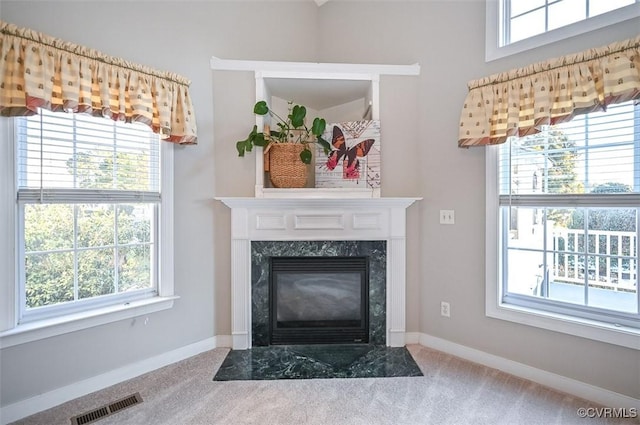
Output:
top-left (417, 333), bottom-right (640, 412)
top-left (0, 337), bottom-right (217, 425)
top-left (3, 333), bottom-right (637, 424)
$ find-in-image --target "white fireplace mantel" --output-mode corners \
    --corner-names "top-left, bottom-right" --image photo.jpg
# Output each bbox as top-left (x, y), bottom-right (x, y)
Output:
top-left (216, 196), bottom-right (421, 349)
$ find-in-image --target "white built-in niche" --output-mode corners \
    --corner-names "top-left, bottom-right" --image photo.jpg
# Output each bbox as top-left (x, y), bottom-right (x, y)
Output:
top-left (210, 57), bottom-right (420, 198)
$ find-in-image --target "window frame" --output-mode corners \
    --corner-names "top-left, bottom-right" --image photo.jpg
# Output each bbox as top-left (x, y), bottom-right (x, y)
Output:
top-left (485, 0), bottom-right (640, 62)
top-left (0, 115), bottom-right (177, 348)
top-left (485, 116), bottom-right (640, 350)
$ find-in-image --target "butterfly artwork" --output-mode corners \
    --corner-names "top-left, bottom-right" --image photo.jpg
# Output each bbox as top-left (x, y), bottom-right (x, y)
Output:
top-left (315, 120), bottom-right (381, 189)
top-left (326, 126), bottom-right (375, 179)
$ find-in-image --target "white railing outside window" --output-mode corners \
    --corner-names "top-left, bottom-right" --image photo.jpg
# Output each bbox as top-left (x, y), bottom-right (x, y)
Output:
top-left (553, 229), bottom-right (637, 293)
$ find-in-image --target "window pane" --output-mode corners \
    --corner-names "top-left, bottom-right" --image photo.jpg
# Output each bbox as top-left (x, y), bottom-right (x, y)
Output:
top-left (589, 0), bottom-right (635, 17)
top-left (548, 0), bottom-right (586, 30)
top-left (510, 0), bottom-right (546, 17)
top-left (25, 252), bottom-right (74, 308)
top-left (505, 205), bottom-right (638, 314)
top-left (77, 204), bottom-right (115, 248)
top-left (119, 245), bottom-right (152, 292)
top-left (510, 9), bottom-right (546, 43)
top-left (508, 249), bottom-right (548, 296)
top-left (498, 0), bottom-right (639, 53)
top-left (505, 206), bottom-right (548, 296)
top-left (548, 259), bottom-right (586, 305)
top-left (23, 202), bottom-right (156, 310)
top-left (117, 204), bottom-right (153, 244)
top-left (24, 204), bottom-right (74, 251)
top-left (78, 248), bottom-right (116, 299)
top-left (566, 207), bottom-right (638, 312)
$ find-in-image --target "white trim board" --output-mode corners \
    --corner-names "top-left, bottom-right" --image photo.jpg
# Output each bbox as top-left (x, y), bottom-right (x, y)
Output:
top-left (210, 57), bottom-right (420, 76)
top-left (0, 337), bottom-right (217, 425)
top-left (418, 333), bottom-right (640, 412)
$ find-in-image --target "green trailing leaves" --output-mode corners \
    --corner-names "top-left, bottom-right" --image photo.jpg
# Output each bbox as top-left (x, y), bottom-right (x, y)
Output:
top-left (316, 135), bottom-right (331, 155)
top-left (289, 105), bottom-right (306, 128)
top-left (236, 100), bottom-right (330, 166)
top-left (253, 101), bottom-right (269, 115)
top-left (311, 117), bottom-right (326, 136)
top-left (299, 148), bottom-right (312, 164)
top-left (236, 141), bottom-right (247, 157)
top-left (236, 125), bottom-right (268, 157)
top-left (252, 132), bottom-right (267, 147)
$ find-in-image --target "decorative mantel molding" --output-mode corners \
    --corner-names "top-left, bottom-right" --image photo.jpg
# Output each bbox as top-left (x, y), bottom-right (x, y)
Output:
top-left (217, 197), bottom-right (420, 211)
top-left (216, 196), bottom-right (421, 349)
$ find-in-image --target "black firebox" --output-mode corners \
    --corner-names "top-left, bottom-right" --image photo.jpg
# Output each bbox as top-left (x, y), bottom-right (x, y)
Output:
top-left (269, 256), bottom-right (369, 345)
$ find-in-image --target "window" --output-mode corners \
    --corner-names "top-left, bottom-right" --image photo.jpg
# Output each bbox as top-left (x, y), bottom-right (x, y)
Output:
top-left (489, 101), bottom-right (640, 347)
top-left (503, 0), bottom-right (636, 45)
top-left (485, 0), bottom-right (640, 61)
top-left (0, 110), bottom-right (175, 344)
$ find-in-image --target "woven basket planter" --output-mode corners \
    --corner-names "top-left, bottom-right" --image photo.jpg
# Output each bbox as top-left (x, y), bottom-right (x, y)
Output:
top-left (267, 143), bottom-right (308, 188)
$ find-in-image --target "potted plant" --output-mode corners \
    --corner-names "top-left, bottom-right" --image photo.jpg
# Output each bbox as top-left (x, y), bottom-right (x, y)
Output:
top-left (236, 100), bottom-right (332, 188)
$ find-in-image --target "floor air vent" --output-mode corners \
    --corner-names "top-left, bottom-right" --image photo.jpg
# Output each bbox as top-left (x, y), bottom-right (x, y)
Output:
top-left (70, 392), bottom-right (143, 425)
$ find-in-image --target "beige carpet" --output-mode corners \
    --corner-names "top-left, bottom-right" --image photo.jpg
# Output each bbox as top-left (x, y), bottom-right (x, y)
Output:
top-left (11, 345), bottom-right (639, 425)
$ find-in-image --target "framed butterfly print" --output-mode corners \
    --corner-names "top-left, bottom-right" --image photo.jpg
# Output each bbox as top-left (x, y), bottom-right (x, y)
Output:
top-left (315, 120), bottom-right (381, 189)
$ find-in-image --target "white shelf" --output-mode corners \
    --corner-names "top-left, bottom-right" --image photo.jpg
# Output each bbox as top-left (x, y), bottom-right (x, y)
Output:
top-left (211, 56), bottom-right (419, 112)
top-left (210, 56), bottom-right (420, 75)
top-left (257, 187), bottom-right (379, 199)
top-left (211, 57), bottom-right (421, 198)
top-left (216, 196), bottom-right (421, 210)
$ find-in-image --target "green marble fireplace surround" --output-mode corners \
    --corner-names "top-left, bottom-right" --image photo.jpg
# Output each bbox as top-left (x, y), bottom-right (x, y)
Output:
top-left (251, 240), bottom-right (387, 347)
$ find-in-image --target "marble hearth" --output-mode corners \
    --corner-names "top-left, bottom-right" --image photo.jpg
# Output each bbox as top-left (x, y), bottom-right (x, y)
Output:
top-left (217, 197), bottom-right (420, 350)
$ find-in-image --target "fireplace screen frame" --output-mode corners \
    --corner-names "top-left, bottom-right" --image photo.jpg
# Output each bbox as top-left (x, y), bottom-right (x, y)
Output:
top-left (269, 256), bottom-right (370, 345)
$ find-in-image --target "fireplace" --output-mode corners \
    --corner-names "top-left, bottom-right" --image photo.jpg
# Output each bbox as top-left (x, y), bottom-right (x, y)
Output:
top-left (270, 256), bottom-right (369, 345)
top-left (216, 196), bottom-right (420, 349)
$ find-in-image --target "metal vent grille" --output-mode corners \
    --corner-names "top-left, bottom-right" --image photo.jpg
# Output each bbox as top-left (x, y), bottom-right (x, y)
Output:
top-left (70, 393), bottom-right (143, 425)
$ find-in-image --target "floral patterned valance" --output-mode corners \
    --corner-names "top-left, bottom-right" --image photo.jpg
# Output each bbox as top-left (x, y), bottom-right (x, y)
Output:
top-left (458, 35), bottom-right (640, 148)
top-left (0, 20), bottom-right (197, 144)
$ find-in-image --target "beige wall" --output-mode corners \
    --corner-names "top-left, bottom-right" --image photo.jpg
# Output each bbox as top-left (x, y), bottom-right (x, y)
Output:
top-left (0, 0), bottom-right (319, 406)
top-left (1, 0), bottom-right (639, 409)
top-left (317, 1), bottom-right (640, 399)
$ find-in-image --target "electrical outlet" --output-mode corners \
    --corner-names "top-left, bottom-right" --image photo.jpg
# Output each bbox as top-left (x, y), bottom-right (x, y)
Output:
top-left (440, 301), bottom-right (451, 317)
top-left (439, 210), bottom-right (455, 225)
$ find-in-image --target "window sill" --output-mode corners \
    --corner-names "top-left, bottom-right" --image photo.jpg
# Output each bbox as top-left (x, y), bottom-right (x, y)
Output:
top-left (487, 301), bottom-right (640, 350)
top-left (0, 296), bottom-right (178, 349)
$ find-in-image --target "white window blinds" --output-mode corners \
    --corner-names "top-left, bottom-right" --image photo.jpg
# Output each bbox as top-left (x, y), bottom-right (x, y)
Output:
top-left (17, 109), bottom-right (160, 203)
top-left (499, 102), bottom-right (640, 200)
